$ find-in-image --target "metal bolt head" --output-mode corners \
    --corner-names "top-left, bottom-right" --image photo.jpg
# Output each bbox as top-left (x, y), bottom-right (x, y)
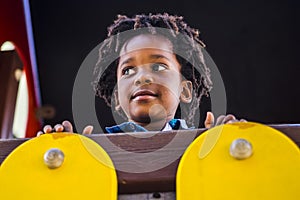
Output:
top-left (44, 148), bottom-right (65, 169)
top-left (230, 138), bottom-right (253, 160)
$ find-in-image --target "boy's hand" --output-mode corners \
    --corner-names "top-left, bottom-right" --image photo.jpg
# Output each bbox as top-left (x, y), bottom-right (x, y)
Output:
top-left (204, 111), bottom-right (246, 129)
top-left (36, 120), bottom-right (94, 136)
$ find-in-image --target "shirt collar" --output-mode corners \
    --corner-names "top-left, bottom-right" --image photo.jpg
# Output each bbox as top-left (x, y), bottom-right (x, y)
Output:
top-left (105, 119), bottom-right (189, 133)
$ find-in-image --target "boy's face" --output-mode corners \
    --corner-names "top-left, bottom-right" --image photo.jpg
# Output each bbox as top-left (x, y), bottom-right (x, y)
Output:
top-left (115, 34), bottom-right (192, 126)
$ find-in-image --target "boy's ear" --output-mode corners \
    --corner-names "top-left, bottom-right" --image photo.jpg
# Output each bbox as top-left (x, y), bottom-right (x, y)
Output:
top-left (180, 80), bottom-right (193, 103)
top-left (113, 89), bottom-right (122, 111)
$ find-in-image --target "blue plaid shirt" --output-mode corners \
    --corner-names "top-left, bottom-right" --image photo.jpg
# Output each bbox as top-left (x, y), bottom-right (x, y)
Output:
top-left (105, 119), bottom-right (190, 133)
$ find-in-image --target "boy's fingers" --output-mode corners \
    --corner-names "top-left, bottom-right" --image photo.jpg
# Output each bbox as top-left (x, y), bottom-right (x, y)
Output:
top-left (215, 115), bottom-right (226, 126)
top-left (54, 124), bottom-right (64, 132)
top-left (222, 114), bottom-right (236, 124)
top-left (62, 120), bottom-right (73, 133)
top-left (227, 118), bottom-right (247, 124)
top-left (36, 131), bottom-right (44, 137)
top-left (204, 111), bottom-right (215, 128)
top-left (82, 125), bottom-right (94, 135)
top-left (227, 119), bottom-right (239, 124)
top-left (43, 125), bottom-right (53, 133)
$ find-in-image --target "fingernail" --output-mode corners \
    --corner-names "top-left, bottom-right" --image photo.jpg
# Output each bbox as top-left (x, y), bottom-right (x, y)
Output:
top-left (36, 132), bottom-right (44, 137)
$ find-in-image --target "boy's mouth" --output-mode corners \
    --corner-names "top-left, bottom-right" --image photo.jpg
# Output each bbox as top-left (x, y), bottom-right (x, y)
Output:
top-left (131, 89), bottom-right (158, 101)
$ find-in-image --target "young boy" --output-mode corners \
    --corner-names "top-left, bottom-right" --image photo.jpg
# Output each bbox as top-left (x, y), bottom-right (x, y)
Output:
top-left (39, 13), bottom-right (238, 135)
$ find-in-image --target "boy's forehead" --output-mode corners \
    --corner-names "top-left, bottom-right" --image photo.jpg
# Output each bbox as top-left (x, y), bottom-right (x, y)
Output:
top-left (119, 34), bottom-right (174, 55)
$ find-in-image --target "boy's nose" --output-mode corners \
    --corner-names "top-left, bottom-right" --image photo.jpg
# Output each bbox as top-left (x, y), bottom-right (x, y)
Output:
top-left (134, 74), bottom-right (153, 86)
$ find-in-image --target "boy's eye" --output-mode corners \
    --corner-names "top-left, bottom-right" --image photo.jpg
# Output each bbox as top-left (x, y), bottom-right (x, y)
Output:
top-left (152, 63), bottom-right (167, 72)
top-left (122, 67), bottom-right (135, 76)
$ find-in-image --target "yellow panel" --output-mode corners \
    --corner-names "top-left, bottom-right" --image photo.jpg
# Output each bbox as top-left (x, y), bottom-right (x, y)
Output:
top-left (177, 122), bottom-right (300, 200)
top-left (0, 133), bottom-right (117, 200)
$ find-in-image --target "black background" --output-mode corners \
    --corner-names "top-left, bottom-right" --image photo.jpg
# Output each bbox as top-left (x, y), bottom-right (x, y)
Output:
top-left (29, 0), bottom-right (300, 132)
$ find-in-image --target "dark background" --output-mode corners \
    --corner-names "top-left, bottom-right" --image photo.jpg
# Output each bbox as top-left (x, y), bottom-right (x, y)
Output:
top-left (29, 0), bottom-right (300, 132)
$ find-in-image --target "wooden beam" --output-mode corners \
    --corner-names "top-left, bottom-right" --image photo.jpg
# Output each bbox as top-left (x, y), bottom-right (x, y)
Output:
top-left (0, 125), bottom-right (299, 194)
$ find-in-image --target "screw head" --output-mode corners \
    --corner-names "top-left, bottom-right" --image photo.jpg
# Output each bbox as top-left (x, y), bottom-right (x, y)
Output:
top-left (230, 139), bottom-right (253, 160)
top-left (44, 148), bottom-right (65, 169)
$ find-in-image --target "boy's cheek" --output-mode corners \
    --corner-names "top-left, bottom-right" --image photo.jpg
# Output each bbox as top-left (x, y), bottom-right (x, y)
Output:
top-left (117, 81), bottom-right (130, 95)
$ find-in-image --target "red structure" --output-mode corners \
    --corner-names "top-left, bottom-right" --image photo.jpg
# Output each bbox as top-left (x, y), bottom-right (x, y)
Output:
top-left (0, 0), bottom-right (41, 137)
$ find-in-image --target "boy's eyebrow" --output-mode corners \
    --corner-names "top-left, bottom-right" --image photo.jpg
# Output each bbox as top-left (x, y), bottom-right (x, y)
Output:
top-left (119, 54), bottom-right (171, 66)
top-left (149, 54), bottom-right (171, 61)
top-left (119, 58), bottom-right (134, 66)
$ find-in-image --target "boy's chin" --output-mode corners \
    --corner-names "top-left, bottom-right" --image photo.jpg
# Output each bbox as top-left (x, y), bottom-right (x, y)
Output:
top-left (129, 103), bottom-right (168, 124)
